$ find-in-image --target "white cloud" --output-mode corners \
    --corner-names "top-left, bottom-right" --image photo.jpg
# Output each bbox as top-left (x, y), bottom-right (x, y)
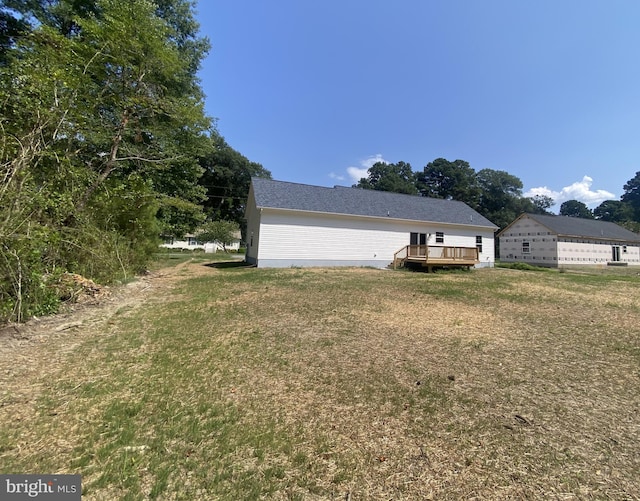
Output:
top-left (524, 176), bottom-right (615, 208)
top-left (328, 172), bottom-right (345, 181)
top-left (361, 154), bottom-right (388, 169)
top-left (346, 166), bottom-right (369, 182)
top-left (342, 154), bottom-right (389, 183)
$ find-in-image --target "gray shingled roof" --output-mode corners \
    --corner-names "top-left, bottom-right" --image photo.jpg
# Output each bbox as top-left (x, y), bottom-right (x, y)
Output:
top-left (525, 213), bottom-right (640, 242)
top-left (251, 178), bottom-right (498, 228)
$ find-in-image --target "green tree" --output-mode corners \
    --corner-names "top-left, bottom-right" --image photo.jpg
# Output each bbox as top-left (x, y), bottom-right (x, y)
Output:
top-left (621, 171), bottom-right (640, 220)
top-left (476, 169), bottom-right (525, 228)
top-left (593, 200), bottom-right (633, 222)
top-left (416, 158), bottom-right (480, 207)
top-left (197, 220), bottom-right (240, 252)
top-left (0, 0), bottom-right (212, 321)
top-left (355, 161), bottom-right (418, 195)
top-left (0, 4), bottom-right (32, 65)
top-left (527, 194), bottom-right (555, 214)
top-left (199, 134), bottom-right (271, 229)
top-left (559, 200), bottom-right (593, 219)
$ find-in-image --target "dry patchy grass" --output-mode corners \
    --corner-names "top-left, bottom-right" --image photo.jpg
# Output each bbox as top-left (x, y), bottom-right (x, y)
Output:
top-left (1, 263), bottom-right (639, 500)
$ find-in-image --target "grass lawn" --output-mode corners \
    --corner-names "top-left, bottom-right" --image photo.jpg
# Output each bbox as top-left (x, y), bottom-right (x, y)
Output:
top-left (1, 261), bottom-right (639, 499)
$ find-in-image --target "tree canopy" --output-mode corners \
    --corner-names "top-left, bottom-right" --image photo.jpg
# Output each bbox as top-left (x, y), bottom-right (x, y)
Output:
top-left (593, 200), bottom-right (633, 222)
top-left (349, 158), bottom-right (640, 236)
top-left (354, 161), bottom-right (418, 195)
top-left (352, 158), bottom-right (560, 229)
top-left (199, 134), bottom-right (271, 231)
top-left (559, 200), bottom-right (594, 219)
top-left (0, 0), bottom-right (254, 321)
top-left (416, 158), bottom-right (481, 208)
top-left (197, 220), bottom-right (240, 252)
top-left (621, 171), bottom-right (640, 219)
top-left (528, 195), bottom-right (555, 214)
top-left (590, 171), bottom-right (640, 232)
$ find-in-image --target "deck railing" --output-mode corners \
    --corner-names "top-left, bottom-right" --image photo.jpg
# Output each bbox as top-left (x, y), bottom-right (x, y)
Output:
top-left (393, 245), bottom-right (479, 269)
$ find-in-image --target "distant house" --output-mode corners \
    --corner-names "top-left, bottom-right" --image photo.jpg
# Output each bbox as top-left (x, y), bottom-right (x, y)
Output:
top-left (161, 232), bottom-right (242, 253)
top-left (244, 178), bottom-right (498, 268)
top-left (498, 213), bottom-right (640, 267)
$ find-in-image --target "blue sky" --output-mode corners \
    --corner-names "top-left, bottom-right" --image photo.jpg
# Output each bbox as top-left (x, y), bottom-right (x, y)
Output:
top-left (195, 1), bottom-right (640, 211)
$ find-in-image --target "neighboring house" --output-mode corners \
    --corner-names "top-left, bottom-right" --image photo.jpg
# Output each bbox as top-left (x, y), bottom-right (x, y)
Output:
top-left (244, 178), bottom-right (498, 268)
top-left (498, 213), bottom-right (640, 267)
top-left (161, 232), bottom-right (242, 253)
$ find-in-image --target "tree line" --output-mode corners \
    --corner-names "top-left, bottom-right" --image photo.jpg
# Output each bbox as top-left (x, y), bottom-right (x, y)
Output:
top-left (354, 159), bottom-right (640, 232)
top-left (0, 0), bottom-right (269, 322)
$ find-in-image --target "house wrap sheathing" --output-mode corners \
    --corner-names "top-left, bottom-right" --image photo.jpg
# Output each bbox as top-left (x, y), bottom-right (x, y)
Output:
top-left (498, 213), bottom-right (640, 267)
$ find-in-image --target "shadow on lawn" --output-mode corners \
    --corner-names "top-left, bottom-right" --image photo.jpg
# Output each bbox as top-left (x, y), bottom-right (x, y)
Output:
top-left (204, 260), bottom-right (254, 269)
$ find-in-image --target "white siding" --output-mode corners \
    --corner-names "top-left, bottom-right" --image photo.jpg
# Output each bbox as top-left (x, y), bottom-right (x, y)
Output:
top-left (254, 209), bottom-right (494, 268)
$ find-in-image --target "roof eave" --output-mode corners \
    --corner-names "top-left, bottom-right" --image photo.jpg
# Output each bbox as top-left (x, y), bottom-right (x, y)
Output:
top-left (256, 206), bottom-right (498, 230)
top-left (555, 233), bottom-right (640, 244)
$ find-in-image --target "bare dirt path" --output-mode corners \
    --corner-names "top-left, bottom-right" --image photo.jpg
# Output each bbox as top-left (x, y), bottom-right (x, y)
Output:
top-left (0, 259), bottom-right (215, 426)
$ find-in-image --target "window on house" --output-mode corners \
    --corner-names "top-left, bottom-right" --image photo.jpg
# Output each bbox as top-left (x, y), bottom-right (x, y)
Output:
top-left (476, 235), bottom-right (483, 253)
top-left (522, 241), bottom-right (530, 254)
top-left (187, 237), bottom-right (199, 246)
top-left (435, 232), bottom-right (444, 243)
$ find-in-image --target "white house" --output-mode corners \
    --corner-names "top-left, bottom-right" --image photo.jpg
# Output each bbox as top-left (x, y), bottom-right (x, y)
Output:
top-left (161, 232), bottom-right (242, 253)
top-left (244, 178), bottom-right (498, 268)
top-left (498, 213), bottom-right (640, 267)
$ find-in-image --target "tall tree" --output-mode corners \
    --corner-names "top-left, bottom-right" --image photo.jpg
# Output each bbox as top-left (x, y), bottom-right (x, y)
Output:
top-left (199, 134), bottom-right (271, 230)
top-left (593, 199), bottom-right (634, 222)
top-left (355, 161), bottom-right (418, 195)
top-left (0, 0), bottom-right (213, 321)
top-left (476, 169), bottom-right (525, 228)
top-left (559, 200), bottom-right (593, 219)
top-left (416, 158), bottom-right (480, 208)
top-left (527, 194), bottom-right (555, 214)
top-left (621, 171), bottom-right (640, 220)
top-left (416, 158), bottom-right (481, 207)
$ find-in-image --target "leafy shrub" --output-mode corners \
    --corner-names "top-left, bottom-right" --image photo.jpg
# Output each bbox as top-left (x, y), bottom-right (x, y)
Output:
top-left (496, 262), bottom-right (550, 272)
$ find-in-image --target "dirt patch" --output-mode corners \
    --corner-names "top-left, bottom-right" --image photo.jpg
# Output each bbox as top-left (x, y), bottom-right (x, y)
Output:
top-left (0, 259), bottom-right (217, 424)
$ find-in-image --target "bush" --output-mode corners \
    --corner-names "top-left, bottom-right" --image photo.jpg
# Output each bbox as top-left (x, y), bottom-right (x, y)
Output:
top-left (496, 262), bottom-right (550, 272)
top-left (0, 193), bottom-right (160, 323)
top-left (0, 228), bottom-right (63, 322)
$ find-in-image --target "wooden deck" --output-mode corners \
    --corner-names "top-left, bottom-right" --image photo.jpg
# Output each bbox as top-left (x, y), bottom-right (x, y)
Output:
top-left (393, 244), bottom-right (479, 271)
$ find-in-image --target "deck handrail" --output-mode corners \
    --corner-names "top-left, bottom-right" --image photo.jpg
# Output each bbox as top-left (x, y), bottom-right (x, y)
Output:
top-left (394, 245), bottom-right (479, 269)
top-left (393, 245), bottom-right (409, 269)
